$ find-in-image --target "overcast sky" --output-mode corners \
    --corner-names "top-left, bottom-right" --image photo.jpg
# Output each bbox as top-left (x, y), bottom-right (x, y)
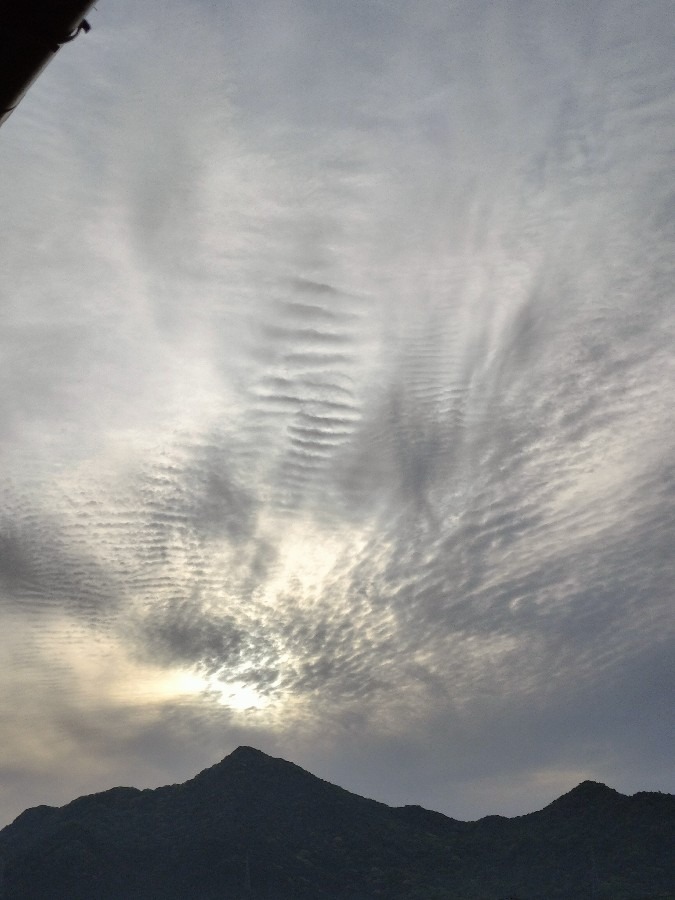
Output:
top-left (0, 0), bottom-right (673, 827)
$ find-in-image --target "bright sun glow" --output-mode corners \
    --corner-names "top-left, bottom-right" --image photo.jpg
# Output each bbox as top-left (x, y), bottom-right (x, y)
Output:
top-left (210, 680), bottom-right (273, 711)
top-left (38, 624), bottom-right (281, 715)
top-left (160, 669), bottom-right (273, 711)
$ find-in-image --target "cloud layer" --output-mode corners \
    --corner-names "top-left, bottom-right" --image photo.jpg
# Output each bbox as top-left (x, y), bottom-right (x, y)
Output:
top-left (0, 0), bottom-right (673, 825)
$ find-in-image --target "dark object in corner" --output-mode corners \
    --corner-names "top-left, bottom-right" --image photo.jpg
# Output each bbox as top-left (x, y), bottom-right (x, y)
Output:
top-left (0, 0), bottom-right (95, 128)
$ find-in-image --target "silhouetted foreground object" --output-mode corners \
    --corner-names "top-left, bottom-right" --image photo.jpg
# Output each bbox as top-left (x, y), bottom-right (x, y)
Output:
top-left (0, 747), bottom-right (672, 899)
top-left (0, 0), bottom-right (95, 127)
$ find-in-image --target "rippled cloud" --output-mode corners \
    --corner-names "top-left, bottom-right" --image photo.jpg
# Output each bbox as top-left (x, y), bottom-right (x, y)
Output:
top-left (0, 0), bottom-right (673, 825)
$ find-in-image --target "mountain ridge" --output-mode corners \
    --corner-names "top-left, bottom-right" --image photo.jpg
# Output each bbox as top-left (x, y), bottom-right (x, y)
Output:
top-left (0, 746), bottom-right (672, 899)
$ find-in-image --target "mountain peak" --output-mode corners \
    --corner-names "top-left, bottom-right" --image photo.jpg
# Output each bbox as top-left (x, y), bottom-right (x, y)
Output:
top-left (193, 745), bottom-right (316, 789)
top-left (544, 779), bottom-right (622, 813)
top-left (228, 744), bottom-right (270, 760)
top-left (196, 745), bottom-right (274, 769)
top-left (218, 745), bottom-right (292, 772)
top-left (567, 780), bottom-right (619, 799)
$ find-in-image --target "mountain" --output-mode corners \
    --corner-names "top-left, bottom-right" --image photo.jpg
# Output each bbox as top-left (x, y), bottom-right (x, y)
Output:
top-left (0, 746), bottom-right (672, 899)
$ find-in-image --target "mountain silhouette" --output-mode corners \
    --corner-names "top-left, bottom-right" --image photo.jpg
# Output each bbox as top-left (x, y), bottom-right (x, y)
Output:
top-left (0, 746), bottom-right (672, 899)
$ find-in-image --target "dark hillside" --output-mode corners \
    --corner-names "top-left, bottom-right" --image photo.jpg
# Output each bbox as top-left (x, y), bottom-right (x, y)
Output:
top-left (0, 747), bottom-right (672, 899)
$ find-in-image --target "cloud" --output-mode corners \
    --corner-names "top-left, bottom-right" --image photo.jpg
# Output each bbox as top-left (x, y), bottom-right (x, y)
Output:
top-left (0, 0), bottom-right (672, 827)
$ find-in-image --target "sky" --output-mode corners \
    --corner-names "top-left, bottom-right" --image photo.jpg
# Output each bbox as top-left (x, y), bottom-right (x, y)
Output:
top-left (0, 0), bottom-right (673, 827)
